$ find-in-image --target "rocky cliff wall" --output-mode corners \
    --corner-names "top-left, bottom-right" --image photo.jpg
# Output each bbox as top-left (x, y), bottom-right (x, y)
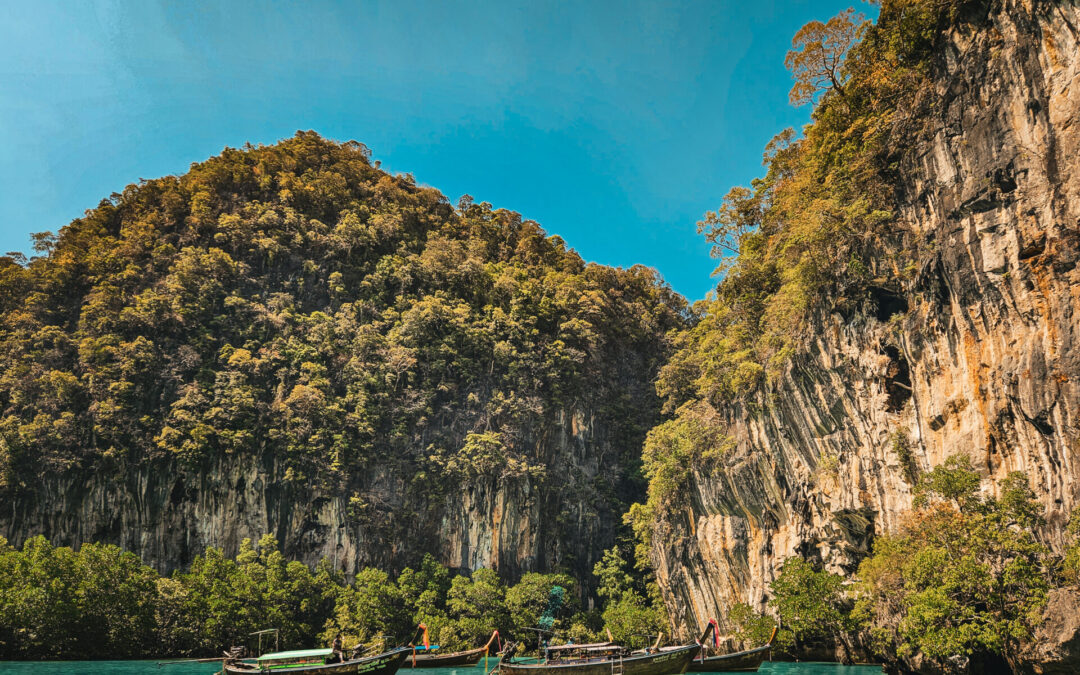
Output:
top-left (3, 405), bottom-right (625, 584)
top-left (651, 0), bottom-right (1080, 640)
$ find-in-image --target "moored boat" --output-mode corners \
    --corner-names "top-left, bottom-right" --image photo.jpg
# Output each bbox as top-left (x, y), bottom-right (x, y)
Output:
top-left (402, 630), bottom-right (502, 668)
top-left (686, 626), bottom-right (777, 672)
top-left (222, 644), bottom-right (412, 674)
top-left (498, 624), bottom-right (716, 675)
top-left (500, 643), bottom-right (700, 675)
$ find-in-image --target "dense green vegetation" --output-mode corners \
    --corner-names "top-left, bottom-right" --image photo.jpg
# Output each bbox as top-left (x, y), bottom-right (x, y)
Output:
top-left (0, 535), bottom-right (667, 660)
top-left (854, 458), bottom-right (1060, 667)
top-left (0, 131), bottom-right (688, 595)
top-left (0, 131), bottom-right (684, 518)
top-left (632, 0), bottom-right (979, 529)
top-left (0, 534), bottom-right (339, 659)
top-left (591, 546), bottom-right (666, 645)
top-left (735, 460), bottom-right (1080, 668)
top-left (0, 129), bottom-right (680, 660)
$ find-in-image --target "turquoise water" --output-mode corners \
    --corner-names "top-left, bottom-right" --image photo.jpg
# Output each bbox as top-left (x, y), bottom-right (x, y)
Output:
top-left (0, 663), bottom-right (882, 674)
top-left (758, 665), bottom-right (882, 674)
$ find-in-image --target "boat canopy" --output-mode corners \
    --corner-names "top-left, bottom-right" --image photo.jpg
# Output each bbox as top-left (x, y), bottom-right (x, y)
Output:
top-left (258, 648), bottom-right (333, 662)
top-left (545, 642), bottom-right (616, 652)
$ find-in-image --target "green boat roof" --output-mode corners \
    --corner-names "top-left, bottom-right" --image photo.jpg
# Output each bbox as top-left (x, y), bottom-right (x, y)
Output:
top-left (258, 648), bottom-right (333, 661)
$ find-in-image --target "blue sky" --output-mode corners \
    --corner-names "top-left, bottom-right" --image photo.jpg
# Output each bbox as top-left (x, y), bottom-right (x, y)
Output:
top-left (0, 0), bottom-right (866, 301)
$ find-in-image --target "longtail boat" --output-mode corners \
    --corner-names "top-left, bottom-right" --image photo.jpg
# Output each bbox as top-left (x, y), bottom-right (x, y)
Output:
top-left (403, 629), bottom-right (502, 668)
top-left (497, 623), bottom-right (715, 675)
top-left (221, 645), bottom-right (411, 674)
top-left (686, 625), bottom-right (777, 672)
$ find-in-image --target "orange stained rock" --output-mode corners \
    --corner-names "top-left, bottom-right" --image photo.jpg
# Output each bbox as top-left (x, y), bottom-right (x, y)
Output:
top-left (961, 331), bottom-right (992, 455)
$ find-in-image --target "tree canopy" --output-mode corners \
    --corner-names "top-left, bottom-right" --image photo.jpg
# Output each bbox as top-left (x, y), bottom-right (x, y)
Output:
top-left (0, 132), bottom-right (685, 487)
top-left (0, 131), bottom-right (687, 582)
top-left (854, 458), bottom-right (1053, 667)
top-left (0, 535), bottom-right (670, 660)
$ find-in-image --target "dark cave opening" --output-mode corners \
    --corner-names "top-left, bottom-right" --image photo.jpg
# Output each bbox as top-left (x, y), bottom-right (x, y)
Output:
top-left (883, 345), bottom-right (912, 412)
top-left (869, 285), bottom-right (909, 323)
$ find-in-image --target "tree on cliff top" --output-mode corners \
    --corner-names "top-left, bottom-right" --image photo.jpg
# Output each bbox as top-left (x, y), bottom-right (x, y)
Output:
top-left (785, 8), bottom-right (866, 106)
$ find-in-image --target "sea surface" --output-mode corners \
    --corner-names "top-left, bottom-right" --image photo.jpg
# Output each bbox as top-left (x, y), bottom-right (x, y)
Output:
top-left (0, 663), bottom-right (883, 674)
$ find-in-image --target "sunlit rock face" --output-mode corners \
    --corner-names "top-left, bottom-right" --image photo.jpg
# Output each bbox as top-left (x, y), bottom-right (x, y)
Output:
top-left (650, 0), bottom-right (1080, 653)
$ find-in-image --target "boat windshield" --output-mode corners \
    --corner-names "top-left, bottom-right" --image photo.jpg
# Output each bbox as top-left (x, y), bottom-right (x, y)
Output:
top-left (257, 648), bottom-right (334, 667)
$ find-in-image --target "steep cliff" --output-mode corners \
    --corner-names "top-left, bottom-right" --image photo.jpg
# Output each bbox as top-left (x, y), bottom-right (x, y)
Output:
top-left (0, 134), bottom-right (686, 585)
top-left (646, 0), bottom-right (1080, 647)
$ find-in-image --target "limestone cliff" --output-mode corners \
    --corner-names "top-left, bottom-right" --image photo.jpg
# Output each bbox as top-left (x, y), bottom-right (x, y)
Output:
top-left (4, 406), bottom-right (632, 584)
top-left (649, 0), bottom-right (1080, 646)
top-left (0, 134), bottom-right (684, 587)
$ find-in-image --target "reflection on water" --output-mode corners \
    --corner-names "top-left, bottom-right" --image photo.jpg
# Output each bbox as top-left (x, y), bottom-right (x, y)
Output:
top-left (757, 663), bottom-right (883, 674)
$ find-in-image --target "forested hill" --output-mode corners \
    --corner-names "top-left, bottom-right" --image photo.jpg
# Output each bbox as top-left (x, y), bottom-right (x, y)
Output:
top-left (0, 132), bottom-right (687, 582)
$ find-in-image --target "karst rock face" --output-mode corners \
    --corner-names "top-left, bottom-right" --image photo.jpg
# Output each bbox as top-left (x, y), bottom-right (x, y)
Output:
top-left (0, 133), bottom-right (684, 589)
top-left (649, 0), bottom-right (1080, 656)
top-left (5, 407), bottom-right (628, 584)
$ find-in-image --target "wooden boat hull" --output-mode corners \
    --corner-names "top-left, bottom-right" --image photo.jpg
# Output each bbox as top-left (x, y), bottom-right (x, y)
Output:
top-left (686, 644), bottom-right (771, 672)
top-left (224, 646), bottom-right (411, 674)
top-left (500, 643), bottom-right (700, 675)
top-left (402, 645), bottom-right (489, 668)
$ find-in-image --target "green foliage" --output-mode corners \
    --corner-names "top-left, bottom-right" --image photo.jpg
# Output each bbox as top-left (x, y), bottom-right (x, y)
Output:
top-left (429, 431), bottom-right (545, 481)
top-left (322, 567), bottom-right (410, 648)
top-left (768, 557), bottom-right (852, 652)
top-left (854, 458), bottom-right (1053, 666)
top-left (0, 536), bottom-right (159, 659)
top-left (592, 547), bottom-right (667, 648)
top-left (727, 603), bottom-right (777, 648)
top-left (162, 535), bottom-right (342, 657)
top-left (600, 590), bottom-right (666, 649)
top-left (634, 405), bottom-right (733, 536)
top-left (0, 133), bottom-right (686, 550)
top-left (443, 569), bottom-right (509, 647)
top-left (320, 563), bottom-right (580, 654)
top-left (397, 554), bottom-right (452, 620)
top-left (594, 548), bottom-right (634, 601)
top-left (891, 429), bottom-right (918, 485)
top-left (0, 533), bottom-right (663, 659)
top-left (912, 454), bottom-right (981, 509)
top-left (504, 572), bottom-right (580, 643)
top-left (1065, 506), bottom-right (1080, 585)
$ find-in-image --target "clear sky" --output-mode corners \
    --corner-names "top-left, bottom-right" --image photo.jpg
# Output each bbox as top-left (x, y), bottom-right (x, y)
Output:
top-left (0, 0), bottom-right (866, 301)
